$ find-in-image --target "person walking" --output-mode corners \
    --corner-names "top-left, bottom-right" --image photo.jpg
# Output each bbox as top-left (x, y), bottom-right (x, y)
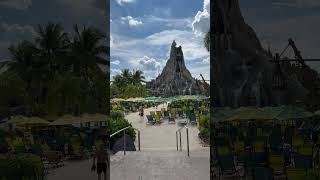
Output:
top-left (139, 106), bottom-right (144, 120)
top-left (92, 143), bottom-right (108, 180)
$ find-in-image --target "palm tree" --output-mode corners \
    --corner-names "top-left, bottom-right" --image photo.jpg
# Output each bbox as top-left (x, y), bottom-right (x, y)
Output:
top-left (120, 69), bottom-right (132, 84)
top-left (132, 70), bottom-right (145, 85)
top-left (8, 41), bottom-right (37, 81)
top-left (35, 22), bottom-right (70, 73)
top-left (71, 24), bottom-right (109, 78)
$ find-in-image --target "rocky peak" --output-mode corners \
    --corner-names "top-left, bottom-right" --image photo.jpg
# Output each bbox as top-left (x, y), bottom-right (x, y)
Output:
top-left (147, 40), bottom-right (207, 96)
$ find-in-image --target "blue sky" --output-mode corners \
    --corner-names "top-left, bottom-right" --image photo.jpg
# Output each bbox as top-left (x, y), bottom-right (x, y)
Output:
top-left (239, 0), bottom-right (320, 70)
top-left (0, 0), bottom-right (107, 61)
top-left (110, 0), bottom-right (210, 81)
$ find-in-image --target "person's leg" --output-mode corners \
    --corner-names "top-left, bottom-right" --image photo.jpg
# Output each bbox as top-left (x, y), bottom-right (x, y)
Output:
top-left (98, 173), bottom-right (101, 180)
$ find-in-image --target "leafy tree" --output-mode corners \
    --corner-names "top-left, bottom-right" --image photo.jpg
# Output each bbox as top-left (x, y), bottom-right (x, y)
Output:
top-left (132, 70), bottom-right (145, 85)
top-left (1, 23), bottom-right (109, 117)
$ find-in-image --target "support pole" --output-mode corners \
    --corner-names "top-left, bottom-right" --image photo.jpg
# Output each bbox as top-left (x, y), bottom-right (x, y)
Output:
top-left (179, 131), bottom-right (182, 151)
top-left (186, 128), bottom-right (189, 157)
top-left (123, 130), bottom-right (126, 155)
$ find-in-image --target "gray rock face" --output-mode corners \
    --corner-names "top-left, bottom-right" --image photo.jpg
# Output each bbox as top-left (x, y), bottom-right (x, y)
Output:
top-left (147, 40), bottom-right (207, 96)
top-left (111, 134), bottom-right (136, 154)
top-left (213, 0), bottom-right (310, 107)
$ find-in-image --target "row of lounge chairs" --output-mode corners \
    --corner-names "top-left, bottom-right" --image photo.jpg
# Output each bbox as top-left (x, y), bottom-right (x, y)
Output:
top-left (146, 109), bottom-right (201, 125)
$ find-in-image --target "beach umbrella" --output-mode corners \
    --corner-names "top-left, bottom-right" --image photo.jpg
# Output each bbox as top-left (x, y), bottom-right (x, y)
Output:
top-left (80, 113), bottom-right (109, 123)
top-left (212, 108), bottom-right (237, 123)
top-left (183, 95), bottom-right (195, 100)
top-left (314, 110), bottom-right (320, 116)
top-left (49, 114), bottom-right (82, 126)
top-left (226, 107), bottom-right (274, 122)
top-left (7, 115), bottom-right (28, 124)
top-left (274, 105), bottom-right (313, 120)
top-left (111, 98), bottom-right (126, 102)
top-left (16, 117), bottom-right (50, 127)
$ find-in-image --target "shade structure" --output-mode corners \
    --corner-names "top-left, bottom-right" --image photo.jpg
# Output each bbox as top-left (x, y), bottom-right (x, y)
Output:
top-left (265, 105), bottom-right (314, 121)
top-left (7, 115), bottom-right (28, 124)
top-left (212, 108), bottom-right (237, 122)
top-left (49, 115), bottom-right (82, 126)
top-left (111, 98), bottom-right (126, 102)
top-left (226, 107), bottom-right (274, 122)
top-left (126, 97), bottom-right (145, 102)
top-left (183, 95), bottom-right (195, 100)
top-left (314, 110), bottom-right (320, 116)
top-left (15, 117), bottom-right (50, 127)
top-left (80, 113), bottom-right (109, 123)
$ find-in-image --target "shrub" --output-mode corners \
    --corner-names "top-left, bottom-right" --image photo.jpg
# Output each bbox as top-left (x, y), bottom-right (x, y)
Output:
top-left (0, 154), bottom-right (44, 180)
top-left (198, 114), bottom-right (210, 142)
top-left (111, 110), bottom-right (125, 120)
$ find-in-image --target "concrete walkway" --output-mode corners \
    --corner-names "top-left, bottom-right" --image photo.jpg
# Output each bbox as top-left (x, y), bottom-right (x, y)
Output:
top-left (46, 159), bottom-right (101, 180)
top-left (111, 150), bottom-right (209, 180)
top-left (47, 104), bottom-right (210, 180)
top-left (125, 104), bottom-right (208, 150)
top-left (110, 104), bottom-right (210, 180)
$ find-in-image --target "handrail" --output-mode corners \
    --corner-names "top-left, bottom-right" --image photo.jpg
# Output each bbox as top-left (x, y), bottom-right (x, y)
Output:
top-left (110, 126), bottom-right (141, 155)
top-left (175, 126), bottom-right (189, 157)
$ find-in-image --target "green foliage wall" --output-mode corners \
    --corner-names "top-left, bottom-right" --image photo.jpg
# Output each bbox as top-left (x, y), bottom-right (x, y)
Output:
top-left (0, 154), bottom-right (44, 180)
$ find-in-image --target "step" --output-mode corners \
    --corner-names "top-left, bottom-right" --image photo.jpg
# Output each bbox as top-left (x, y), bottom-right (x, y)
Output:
top-left (110, 149), bottom-right (210, 180)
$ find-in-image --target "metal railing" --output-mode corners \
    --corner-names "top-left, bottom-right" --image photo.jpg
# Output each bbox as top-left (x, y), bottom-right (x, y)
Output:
top-left (176, 126), bottom-right (190, 157)
top-left (110, 126), bottom-right (141, 155)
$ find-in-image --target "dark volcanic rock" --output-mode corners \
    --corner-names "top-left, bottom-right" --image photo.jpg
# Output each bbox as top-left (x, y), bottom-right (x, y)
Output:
top-left (111, 134), bottom-right (136, 154)
top-left (213, 0), bottom-right (309, 107)
top-left (147, 40), bottom-right (207, 96)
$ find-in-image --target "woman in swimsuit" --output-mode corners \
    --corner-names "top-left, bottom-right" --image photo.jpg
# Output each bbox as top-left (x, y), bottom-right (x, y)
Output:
top-left (92, 143), bottom-right (108, 180)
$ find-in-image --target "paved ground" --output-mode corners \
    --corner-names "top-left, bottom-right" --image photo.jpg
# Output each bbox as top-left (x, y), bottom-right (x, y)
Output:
top-left (110, 150), bottom-right (209, 180)
top-left (125, 104), bottom-right (208, 150)
top-left (47, 104), bottom-right (210, 180)
top-left (46, 159), bottom-right (102, 180)
top-left (110, 104), bottom-right (210, 180)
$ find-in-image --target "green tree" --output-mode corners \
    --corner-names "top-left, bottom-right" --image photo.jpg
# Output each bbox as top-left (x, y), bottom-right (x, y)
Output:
top-left (35, 22), bottom-right (70, 73)
top-left (132, 70), bottom-right (145, 85)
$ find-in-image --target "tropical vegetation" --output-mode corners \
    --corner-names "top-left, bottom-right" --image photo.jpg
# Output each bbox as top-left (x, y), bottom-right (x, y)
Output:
top-left (110, 69), bottom-right (148, 98)
top-left (0, 22), bottom-right (109, 119)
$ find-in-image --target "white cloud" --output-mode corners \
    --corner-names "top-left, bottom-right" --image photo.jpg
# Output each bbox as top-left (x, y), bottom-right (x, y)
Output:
top-left (0, 0), bottom-right (32, 10)
top-left (0, 22), bottom-right (37, 60)
top-left (192, 0), bottom-right (210, 37)
top-left (146, 30), bottom-right (209, 61)
top-left (0, 22), bottom-right (36, 37)
top-left (189, 65), bottom-right (210, 81)
top-left (56, 0), bottom-right (105, 17)
top-left (110, 68), bottom-right (121, 79)
top-left (138, 56), bottom-right (162, 72)
top-left (121, 16), bottom-right (143, 27)
top-left (111, 60), bottom-right (120, 65)
top-left (111, 29), bottom-right (208, 67)
top-left (110, 35), bottom-right (114, 47)
top-left (202, 56), bottom-right (210, 64)
top-left (116, 0), bottom-right (136, 6)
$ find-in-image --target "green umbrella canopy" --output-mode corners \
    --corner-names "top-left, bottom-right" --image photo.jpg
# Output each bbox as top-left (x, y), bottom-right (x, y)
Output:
top-left (226, 107), bottom-right (274, 122)
top-left (269, 105), bottom-right (314, 121)
top-left (49, 115), bottom-right (82, 126)
top-left (212, 107), bottom-right (237, 122)
top-left (16, 117), bottom-right (50, 127)
top-left (80, 113), bottom-right (109, 123)
top-left (7, 115), bottom-right (28, 124)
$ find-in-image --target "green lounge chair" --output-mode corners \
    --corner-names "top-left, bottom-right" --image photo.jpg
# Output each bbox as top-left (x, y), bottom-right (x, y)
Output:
top-left (168, 117), bottom-right (175, 124)
top-left (146, 115), bottom-right (155, 125)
